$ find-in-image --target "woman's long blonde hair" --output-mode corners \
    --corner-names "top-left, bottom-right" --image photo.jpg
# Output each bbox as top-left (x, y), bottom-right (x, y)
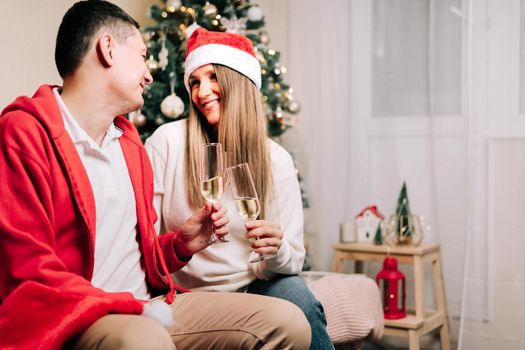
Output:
top-left (185, 64), bottom-right (273, 219)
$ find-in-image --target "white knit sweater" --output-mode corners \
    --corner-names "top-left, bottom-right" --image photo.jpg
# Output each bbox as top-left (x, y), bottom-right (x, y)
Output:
top-left (145, 119), bottom-right (305, 292)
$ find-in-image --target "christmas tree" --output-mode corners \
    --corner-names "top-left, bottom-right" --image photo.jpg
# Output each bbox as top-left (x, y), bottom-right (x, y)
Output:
top-left (132, 0), bottom-right (301, 142)
top-left (394, 182), bottom-right (414, 245)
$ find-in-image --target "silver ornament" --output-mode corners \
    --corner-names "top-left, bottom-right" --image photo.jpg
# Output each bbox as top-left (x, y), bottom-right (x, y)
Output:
top-left (161, 93), bottom-right (185, 119)
top-left (247, 6), bottom-right (264, 21)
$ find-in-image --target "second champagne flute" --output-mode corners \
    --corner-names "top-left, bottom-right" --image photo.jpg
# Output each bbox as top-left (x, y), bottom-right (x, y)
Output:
top-left (200, 143), bottom-right (228, 243)
top-left (227, 163), bottom-right (273, 263)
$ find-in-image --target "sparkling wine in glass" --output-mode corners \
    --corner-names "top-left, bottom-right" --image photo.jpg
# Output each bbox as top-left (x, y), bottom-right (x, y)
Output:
top-left (200, 143), bottom-right (228, 243)
top-left (227, 163), bottom-right (272, 263)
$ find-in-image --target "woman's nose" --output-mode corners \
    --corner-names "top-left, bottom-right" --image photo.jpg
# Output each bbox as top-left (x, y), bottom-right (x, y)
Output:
top-left (197, 80), bottom-right (212, 98)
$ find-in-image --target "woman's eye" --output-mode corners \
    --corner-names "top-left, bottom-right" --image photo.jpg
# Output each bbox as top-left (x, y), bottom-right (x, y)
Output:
top-left (189, 80), bottom-right (199, 88)
top-left (210, 73), bottom-right (217, 81)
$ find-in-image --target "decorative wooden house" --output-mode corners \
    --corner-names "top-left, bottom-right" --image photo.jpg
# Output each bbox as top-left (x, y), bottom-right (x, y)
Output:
top-left (355, 205), bottom-right (384, 243)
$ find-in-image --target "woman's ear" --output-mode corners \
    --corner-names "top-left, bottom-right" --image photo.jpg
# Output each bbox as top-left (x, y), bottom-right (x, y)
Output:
top-left (96, 33), bottom-right (115, 68)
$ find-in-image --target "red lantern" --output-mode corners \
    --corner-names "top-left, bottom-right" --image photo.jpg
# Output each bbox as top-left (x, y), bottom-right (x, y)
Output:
top-left (376, 257), bottom-right (406, 319)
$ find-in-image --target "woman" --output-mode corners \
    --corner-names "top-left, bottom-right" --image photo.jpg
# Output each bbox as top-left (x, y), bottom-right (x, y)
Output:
top-left (145, 28), bottom-right (333, 350)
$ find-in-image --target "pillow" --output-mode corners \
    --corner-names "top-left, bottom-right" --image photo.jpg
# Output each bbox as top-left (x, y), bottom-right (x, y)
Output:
top-left (307, 273), bottom-right (384, 344)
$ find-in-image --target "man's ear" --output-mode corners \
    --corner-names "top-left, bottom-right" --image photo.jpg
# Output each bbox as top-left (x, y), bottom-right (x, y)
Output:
top-left (96, 33), bottom-right (115, 68)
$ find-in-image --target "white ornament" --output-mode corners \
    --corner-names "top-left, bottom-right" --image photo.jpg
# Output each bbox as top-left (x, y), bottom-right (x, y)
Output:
top-left (158, 46), bottom-right (169, 71)
top-left (247, 6), bottom-right (264, 22)
top-left (161, 93), bottom-right (185, 119)
top-left (159, 28), bottom-right (169, 71)
top-left (220, 16), bottom-right (247, 34)
top-left (166, 0), bottom-right (182, 9)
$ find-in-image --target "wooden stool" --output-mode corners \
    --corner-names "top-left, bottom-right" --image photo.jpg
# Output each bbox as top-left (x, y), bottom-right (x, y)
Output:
top-left (332, 243), bottom-right (450, 350)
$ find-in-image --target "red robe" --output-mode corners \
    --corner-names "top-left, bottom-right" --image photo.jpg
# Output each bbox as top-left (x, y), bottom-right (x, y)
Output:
top-left (0, 85), bottom-right (189, 349)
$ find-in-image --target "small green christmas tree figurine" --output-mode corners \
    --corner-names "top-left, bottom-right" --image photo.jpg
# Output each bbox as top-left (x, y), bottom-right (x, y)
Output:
top-left (395, 182), bottom-right (414, 245)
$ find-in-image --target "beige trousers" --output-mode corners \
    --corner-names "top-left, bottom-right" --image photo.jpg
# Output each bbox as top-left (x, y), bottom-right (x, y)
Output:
top-left (72, 291), bottom-right (311, 350)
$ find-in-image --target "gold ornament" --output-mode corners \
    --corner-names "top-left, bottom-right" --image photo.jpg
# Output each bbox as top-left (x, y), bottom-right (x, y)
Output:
top-left (202, 2), bottom-right (218, 18)
top-left (145, 55), bottom-right (159, 73)
top-left (287, 100), bottom-right (301, 114)
top-left (129, 109), bottom-right (147, 127)
top-left (160, 71), bottom-right (185, 119)
top-left (186, 7), bottom-right (196, 18)
top-left (271, 107), bottom-right (284, 123)
top-left (161, 93), bottom-right (185, 119)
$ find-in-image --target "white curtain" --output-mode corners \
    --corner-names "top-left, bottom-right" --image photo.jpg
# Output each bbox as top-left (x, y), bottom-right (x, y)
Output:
top-left (283, 0), bottom-right (525, 348)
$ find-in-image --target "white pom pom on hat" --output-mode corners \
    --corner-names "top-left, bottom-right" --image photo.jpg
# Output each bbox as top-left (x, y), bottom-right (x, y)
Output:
top-left (183, 27), bottom-right (261, 91)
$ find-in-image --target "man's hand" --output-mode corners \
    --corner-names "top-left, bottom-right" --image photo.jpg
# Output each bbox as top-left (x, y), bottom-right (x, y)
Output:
top-left (173, 202), bottom-right (229, 258)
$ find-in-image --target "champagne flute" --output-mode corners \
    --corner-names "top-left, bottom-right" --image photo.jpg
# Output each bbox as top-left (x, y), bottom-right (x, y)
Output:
top-left (200, 143), bottom-right (228, 243)
top-left (227, 163), bottom-right (272, 263)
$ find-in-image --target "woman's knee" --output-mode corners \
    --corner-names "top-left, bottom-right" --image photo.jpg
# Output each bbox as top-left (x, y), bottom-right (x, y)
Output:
top-left (260, 298), bottom-right (312, 349)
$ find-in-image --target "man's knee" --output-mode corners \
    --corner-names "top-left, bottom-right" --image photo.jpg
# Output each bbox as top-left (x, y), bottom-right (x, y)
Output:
top-left (112, 316), bottom-right (174, 350)
top-left (74, 315), bottom-right (175, 350)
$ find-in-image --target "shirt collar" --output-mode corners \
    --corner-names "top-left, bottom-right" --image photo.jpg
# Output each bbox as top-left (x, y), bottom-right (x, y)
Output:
top-left (52, 87), bottom-right (123, 150)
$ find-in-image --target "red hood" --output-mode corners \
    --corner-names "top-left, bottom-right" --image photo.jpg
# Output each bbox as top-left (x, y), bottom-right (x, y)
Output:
top-left (1, 84), bottom-right (142, 146)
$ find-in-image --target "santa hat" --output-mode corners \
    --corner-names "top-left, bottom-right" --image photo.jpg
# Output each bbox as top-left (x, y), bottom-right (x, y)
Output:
top-left (184, 28), bottom-right (261, 91)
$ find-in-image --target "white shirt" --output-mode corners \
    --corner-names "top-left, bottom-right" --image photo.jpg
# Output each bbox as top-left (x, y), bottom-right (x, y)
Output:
top-left (145, 119), bottom-right (305, 292)
top-left (53, 88), bottom-right (149, 299)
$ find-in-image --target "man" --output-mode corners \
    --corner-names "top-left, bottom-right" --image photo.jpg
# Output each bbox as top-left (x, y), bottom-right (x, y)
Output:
top-left (0, 1), bottom-right (311, 349)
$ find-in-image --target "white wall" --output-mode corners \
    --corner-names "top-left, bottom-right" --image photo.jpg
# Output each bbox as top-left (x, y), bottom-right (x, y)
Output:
top-left (0, 1), bottom-right (151, 108)
top-left (258, 0), bottom-right (525, 348)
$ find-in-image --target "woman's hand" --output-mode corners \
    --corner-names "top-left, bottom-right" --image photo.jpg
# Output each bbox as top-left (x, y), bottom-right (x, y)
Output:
top-left (173, 202), bottom-right (229, 258)
top-left (245, 220), bottom-right (283, 256)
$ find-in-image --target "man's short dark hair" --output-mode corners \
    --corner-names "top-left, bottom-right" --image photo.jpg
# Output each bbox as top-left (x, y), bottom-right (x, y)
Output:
top-left (55, 0), bottom-right (140, 78)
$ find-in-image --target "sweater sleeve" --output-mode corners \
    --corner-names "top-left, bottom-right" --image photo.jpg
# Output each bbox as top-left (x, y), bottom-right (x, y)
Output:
top-left (144, 137), bottom-right (167, 235)
top-left (144, 123), bottom-right (194, 270)
top-left (252, 143), bottom-right (306, 279)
